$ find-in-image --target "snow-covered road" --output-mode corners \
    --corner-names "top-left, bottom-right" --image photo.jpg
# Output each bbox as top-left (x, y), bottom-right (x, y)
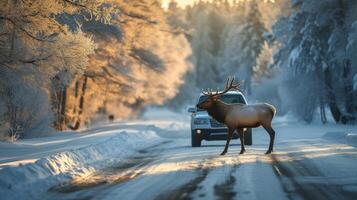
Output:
top-left (1, 109), bottom-right (357, 200)
top-left (47, 126), bottom-right (357, 199)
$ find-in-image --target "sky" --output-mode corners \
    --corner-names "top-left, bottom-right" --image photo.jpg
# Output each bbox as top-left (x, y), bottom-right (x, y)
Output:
top-left (160, 0), bottom-right (241, 9)
top-left (161, 0), bottom-right (275, 9)
top-left (161, 0), bottom-right (197, 8)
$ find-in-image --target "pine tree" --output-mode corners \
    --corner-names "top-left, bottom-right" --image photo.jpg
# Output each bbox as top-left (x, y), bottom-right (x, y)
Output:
top-left (236, 0), bottom-right (267, 94)
top-left (272, 0), bottom-right (357, 123)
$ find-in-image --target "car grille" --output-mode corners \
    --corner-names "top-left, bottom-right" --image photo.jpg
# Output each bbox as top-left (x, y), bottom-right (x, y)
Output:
top-left (210, 118), bottom-right (226, 128)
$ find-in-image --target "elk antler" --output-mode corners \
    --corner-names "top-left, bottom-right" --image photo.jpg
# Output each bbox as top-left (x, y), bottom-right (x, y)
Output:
top-left (202, 76), bottom-right (241, 97)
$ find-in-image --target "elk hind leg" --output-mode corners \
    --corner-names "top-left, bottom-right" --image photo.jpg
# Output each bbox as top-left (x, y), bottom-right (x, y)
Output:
top-left (262, 124), bottom-right (275, 154)
top-left (221, 128), bottom-right (234, 156)
top-left (238, 128), bottom-right (245, 154)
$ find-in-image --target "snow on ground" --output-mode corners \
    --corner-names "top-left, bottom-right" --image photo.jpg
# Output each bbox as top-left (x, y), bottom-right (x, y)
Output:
top-left (0, 108), bottom-right (189, 168)
top-left (0, 108), bottom-right (188, 200)
top-left (1, 108), bottom-right (357, 200)
top-left (0, 129), bottom-right (162, 199)
top-left (324, 131), bottom-right (357, 148)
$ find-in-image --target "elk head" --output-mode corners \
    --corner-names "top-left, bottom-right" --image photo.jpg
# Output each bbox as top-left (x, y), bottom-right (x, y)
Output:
top-left (196, 77), bottom-right (241, 110)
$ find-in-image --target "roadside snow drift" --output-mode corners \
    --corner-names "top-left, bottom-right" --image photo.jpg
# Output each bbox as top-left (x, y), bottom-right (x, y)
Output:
top-left (0, 129), bottom-right (161, 200)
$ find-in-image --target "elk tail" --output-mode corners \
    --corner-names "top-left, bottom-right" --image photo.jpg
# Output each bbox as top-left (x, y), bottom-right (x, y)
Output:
top-left (266, 103), bottom-right (277, 117)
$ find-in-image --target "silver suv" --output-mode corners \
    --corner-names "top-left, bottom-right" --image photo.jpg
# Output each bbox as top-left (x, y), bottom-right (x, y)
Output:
top-left (188, 91), bottom-right (252, 147)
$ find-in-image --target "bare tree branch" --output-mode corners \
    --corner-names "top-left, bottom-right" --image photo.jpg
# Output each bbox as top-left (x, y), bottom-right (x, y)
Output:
top-left (0, 16), bottom-right (56, 42)
top-left (19, 55), bottom-right (52, 64)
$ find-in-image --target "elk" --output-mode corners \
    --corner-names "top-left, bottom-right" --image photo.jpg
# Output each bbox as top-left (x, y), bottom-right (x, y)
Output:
top-left (196, 77), bottom-right (276, 155)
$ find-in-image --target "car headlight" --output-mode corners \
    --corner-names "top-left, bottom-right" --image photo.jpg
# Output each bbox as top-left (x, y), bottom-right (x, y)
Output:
top-left (194, 118), bottom-right (209, 125)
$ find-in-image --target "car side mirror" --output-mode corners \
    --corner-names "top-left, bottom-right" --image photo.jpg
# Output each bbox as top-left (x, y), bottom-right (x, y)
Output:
top-left (188, 107), bottom-right (196, 113)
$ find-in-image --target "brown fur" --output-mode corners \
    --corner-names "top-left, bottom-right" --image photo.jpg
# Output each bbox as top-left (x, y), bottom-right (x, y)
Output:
top-left (197, 97), bottom-right (276, 155)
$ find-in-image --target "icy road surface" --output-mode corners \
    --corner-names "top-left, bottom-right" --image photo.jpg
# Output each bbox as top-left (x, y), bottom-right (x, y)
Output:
top-left (44, 116), bottom-right (357, 200)
top-left (2, 109), bottom-right (357, 200)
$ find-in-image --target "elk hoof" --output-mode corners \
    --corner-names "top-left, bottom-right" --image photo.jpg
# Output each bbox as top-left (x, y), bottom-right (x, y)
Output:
top-left (265, 150), bottom-right (273, 154)
top-left (220, 151), bottom-right (227, 156)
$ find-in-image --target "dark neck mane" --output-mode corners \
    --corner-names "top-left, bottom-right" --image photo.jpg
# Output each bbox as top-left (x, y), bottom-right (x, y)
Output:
top-left (206, 100), bottom-right (229, 123)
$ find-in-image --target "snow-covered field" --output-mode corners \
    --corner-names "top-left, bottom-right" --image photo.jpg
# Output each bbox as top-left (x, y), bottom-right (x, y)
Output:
top-left (1, 108), bottom-right (357, 200)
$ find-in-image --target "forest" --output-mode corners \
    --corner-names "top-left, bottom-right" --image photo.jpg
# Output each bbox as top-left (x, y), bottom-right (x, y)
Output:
top-left (0, 0), bottom-right (356, 141)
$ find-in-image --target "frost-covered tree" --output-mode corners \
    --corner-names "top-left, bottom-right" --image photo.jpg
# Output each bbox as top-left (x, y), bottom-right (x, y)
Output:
top-left (348, 21), bottom-right (357, 105)
top-left (61, 0), bottom-right (192, 128)
top-left (0, 0), bottom-right (103, 137)
top-left (166, 0), bottom-right (242, 110)
top-left (166, 0), bottom-right (285, 110)
top-left (0, 0), bottom-right (192, 136)
top-left (189, 2), bottom-right (216, 88)
top-left (235, 0), bottom-right (267, 95)
top-left (0, 0), bottom-right (102, 78)
top-left (167, 0), bottom-right (190, 31)
top-left (273, 0), bottom-right (357, 123)
top-left (217, 4), bottom-right (245, 80)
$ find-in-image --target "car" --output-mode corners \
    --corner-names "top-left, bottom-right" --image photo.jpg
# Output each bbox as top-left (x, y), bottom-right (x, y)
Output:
top-left (188, 90), bottom-right (252, 147)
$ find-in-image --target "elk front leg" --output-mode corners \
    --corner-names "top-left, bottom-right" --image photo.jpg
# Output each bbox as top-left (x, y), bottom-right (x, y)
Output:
top-left (238, 128), bottom-right (245, 154)
top-left (220, 128), bottom-right (234, 155)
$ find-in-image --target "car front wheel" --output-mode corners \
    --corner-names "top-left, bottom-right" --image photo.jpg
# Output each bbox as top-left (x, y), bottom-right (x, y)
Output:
top-left (191, 130), bottom-right (201, 147)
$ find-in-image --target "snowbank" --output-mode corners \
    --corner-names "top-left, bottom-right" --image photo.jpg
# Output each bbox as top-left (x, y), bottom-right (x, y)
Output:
top-left (0, 129), bottom-right (161, 200)
top-left (323, 131), bottom-right (357, 147)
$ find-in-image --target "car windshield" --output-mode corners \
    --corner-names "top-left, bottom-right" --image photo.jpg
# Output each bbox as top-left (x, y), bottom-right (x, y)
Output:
top-left (197, 94), bottom-right (246, 111)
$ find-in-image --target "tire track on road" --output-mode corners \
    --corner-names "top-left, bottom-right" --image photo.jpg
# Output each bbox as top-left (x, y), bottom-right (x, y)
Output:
top-left (271, 151), bottom-right (353, 200)
top-left (154, 160), bottom-right (211, 200)
top-left (155, 154), bottom-right (241, 200)
top-left (213, 164), bottom-right (239, 200)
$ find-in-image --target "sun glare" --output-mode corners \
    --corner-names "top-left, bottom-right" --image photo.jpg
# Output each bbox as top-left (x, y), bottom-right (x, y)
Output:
top-left (161, 0), bottom-right (275, 9)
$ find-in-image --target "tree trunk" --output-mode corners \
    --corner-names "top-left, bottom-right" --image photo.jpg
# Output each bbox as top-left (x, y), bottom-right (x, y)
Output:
top-left (51, 74), bottom-right (68, 131)
top-left (9, 24), bottom-right (16, 58)
top-left (54, 88), bottom-right (62, 129)
top-left (52, 85), bottom-right (67, 131)
top-left (69, 76), bottom-right (88, 130)
top-left (317, 64), bottom-right (327, 124)
top-left (58, 86), bottom-right (67, 130)
top-left (72, 80), bottom-right (79, 115)
top-left (319, 86), bottom-right (327, 124)
top-left (343, 60), bottom-right (354, 114)
top-left (320, 103), bottom-right (327, 124)
top-left (324, 68), bottom-right (341, 123)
